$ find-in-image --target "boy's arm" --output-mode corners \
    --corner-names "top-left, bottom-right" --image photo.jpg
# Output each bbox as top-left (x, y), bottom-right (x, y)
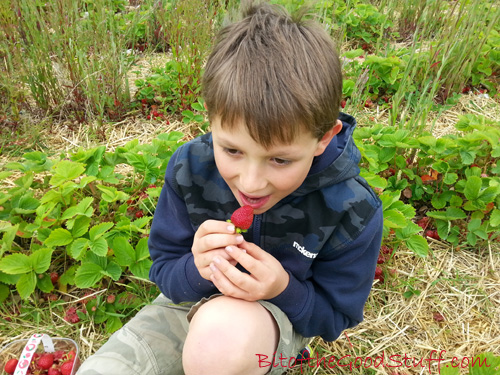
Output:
top-left (268, 206), bottom-right (383, 341)
top-left (148, 161), bottom-right (218, 303)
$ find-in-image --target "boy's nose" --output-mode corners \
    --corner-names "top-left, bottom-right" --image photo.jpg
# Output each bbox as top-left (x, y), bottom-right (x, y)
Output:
top-left (239, 165), bottom-right (267, 194)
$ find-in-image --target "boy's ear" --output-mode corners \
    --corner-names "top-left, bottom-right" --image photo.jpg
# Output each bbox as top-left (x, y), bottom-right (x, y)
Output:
top-left (314, 120), bottom-right (343, 156)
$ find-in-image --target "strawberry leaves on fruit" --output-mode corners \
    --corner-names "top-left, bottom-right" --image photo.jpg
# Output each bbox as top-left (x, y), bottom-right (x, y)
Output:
top-left (227, 205), bottom-right (254, 233)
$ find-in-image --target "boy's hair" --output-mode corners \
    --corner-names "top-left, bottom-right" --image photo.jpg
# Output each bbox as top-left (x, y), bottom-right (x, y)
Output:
top-left (202, 1), bottom-right (342, 147)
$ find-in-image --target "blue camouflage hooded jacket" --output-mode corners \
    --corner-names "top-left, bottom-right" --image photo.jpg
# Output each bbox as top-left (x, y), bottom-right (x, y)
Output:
top-left (148, 112), bottom-right (383, 341)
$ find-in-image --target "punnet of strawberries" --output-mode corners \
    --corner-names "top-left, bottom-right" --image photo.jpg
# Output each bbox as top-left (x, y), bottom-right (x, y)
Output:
top-left (1, 339), bottom-right (79, 375)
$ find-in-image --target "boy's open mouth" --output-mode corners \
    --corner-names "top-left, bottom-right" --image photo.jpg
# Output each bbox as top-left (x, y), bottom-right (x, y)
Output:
top-left (239, 192), bottom-right (270, 209)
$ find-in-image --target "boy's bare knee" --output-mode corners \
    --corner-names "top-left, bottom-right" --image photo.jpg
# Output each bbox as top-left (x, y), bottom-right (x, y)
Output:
top-left (182, 296), bottom-right (278, 375)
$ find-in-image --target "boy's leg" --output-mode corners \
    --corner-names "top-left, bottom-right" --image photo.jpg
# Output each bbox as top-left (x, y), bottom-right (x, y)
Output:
top-left (76, 294), bottom-right (193, 375)
top-left (182, 295), bottom-right (309, 375)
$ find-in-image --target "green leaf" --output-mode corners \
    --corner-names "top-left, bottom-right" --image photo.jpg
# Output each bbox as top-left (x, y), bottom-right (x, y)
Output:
top-left (443, 172), bottom-right (458, 185)
top-left (30, 248), bottom-right (53, 273)
top-left (14, 195), bottom-right (40, 214)
top-left (478, 186), bottom-right (499, 204)
top-left (71, 216), bottom-right (92, 238)
top-left (0, 253), bottom-right (32, 274)
top-left (75, 263), bottom-right (104, 288)
top-left (427, 207), bottom-right (467, 221)
top-left (490, 209), bottom-right (500, 227)
top-left (439, 364), bottom-right (459, 375)
top-left (104, 261), bottom-right (122, 281)
top-left (106, 316), bottom-right (123, 334)
top-left (459, 149), bottom-right (476, 165)
top-left (380, 190), bottom-right (402, 210)
top-left (61, 197), bottom-right (94, 220)
top-left (360, 170), bottom-right (387, 189)
top-left (383, 209), bottom-right (407, 228)
top-left (89, 222), bottom-right (114, 241)
top-left (97, 185), bottom-right (129, 203)
top-left (37, 273), bottom-right (54, 293)
top-left (464, 176), bottom-right (482, 201)
top-left (70, 238), bottom-right (89, 259)
top-left (130, 260), bottom-right (152, 280)
top-left (17, 271), bottom-right (37, 299)
top-left (44, 228), bottom-right (73, 248)
top-left (1, 224), bottom-right (19, 258)
top-left (113, 237), bottom-right (135, 266)
top-left (136, 238), bottom-right (150, 262)
top-left (405, 235), bottom-right (428, 257)
top-left (50, 160), bottom-right (86, 186)
top-left (468, 352), bottom-right (500, 375)
top-left (468, 218), bottom-right (481, 232)
top-left (89, 237), bottom-right (109, 257)
top-left (0, 283), bottom-right (9, 304)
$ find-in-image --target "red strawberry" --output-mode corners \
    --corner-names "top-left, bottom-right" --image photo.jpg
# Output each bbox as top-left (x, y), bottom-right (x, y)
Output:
top-left (49, 368), bottom-right (63, 375)
top-left (60, 361), bottom-right (74, 375)
top-left (4, 358), bottom-right (18, 374)
top-left (37, 353), bottom-right (54, 370)
top-left (377, 254), bottom-right (386, 264)
top-left (228, 206), bottom-right (254, 233)
top-left (50, 272), bottom-right (60, 284)
top-left (425, 230), bottom-right (441, 240)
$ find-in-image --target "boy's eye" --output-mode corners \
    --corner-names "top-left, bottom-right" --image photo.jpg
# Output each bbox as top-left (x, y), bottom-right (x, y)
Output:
top-left (272, 157), bottom-right (291, 166)
top-left (223, 147), bottom-right (240, 155)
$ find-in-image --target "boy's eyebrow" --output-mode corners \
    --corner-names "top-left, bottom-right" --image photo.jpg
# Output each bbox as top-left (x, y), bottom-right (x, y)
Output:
top-left (215, 136), bottom-right (302, 158)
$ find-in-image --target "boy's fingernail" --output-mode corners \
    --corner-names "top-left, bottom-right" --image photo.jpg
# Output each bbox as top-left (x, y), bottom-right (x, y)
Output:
top-left (214, 256), bottom-right (221, 263)
top-left (227, 225), bottom-right (235, 232)
top-left (210, 263), bottom-right (217, 271)
top-left (225, 246), bottom-right (233, 252)
top-left (236, 235), bottom-right (244, 243)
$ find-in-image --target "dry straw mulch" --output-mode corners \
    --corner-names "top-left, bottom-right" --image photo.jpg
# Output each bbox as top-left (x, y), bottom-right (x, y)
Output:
top-left (289, 242), bottom-right (500, 375)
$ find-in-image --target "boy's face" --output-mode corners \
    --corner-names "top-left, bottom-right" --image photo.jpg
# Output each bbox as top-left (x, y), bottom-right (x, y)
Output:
top-left (212, 117), bottom-right (342, 214)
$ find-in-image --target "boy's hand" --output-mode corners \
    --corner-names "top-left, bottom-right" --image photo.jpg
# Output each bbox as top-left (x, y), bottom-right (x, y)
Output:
top-left (192, 220), bottom-right (244, 280)
top-left (209, 241), bottom-right (290, 301)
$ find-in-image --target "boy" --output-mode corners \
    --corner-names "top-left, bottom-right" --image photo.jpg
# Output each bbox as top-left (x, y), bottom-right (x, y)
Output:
top-left (76, 2), bottom-right (383, 375)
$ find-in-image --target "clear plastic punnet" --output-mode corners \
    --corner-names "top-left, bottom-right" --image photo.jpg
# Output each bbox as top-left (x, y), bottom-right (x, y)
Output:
top-left (0, 334), bottom-right (79, 375)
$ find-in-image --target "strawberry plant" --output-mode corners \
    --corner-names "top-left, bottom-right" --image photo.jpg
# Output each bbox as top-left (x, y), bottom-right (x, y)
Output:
top-left (0, 131), bottom-right (185, 302)
top-left (355, 113), bottom-right (500, 253)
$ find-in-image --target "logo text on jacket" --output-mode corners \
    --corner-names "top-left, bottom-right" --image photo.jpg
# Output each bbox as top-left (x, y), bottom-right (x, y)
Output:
top-left (293, 241), bottom-right (317, 259)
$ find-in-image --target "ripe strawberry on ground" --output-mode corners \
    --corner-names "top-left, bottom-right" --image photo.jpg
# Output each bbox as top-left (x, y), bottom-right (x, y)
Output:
top-left (425, 230), bottom-right (441, 240)
top-left (374, 266), bottom-right (384, 283)
top-left (228, 205), bottom-right (254, 233)
top-left (50, 272), bottom-right (59, 284)
top-left (4, 358), bottom-right (18, 374)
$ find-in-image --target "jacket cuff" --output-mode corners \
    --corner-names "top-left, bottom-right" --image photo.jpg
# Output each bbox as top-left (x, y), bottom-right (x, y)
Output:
top-left (268, 271), bottom-right (309, 321)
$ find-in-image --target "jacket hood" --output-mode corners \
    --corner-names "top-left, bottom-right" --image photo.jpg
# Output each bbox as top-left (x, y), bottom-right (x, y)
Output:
top-left (292, 112), bottom-right (361, 196)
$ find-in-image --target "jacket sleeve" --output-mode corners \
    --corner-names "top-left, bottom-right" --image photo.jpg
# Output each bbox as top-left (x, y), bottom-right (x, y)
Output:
top-left (268, 205), bottom-right (383, 341)
top-left (148, 152), bottom-right (218, 302)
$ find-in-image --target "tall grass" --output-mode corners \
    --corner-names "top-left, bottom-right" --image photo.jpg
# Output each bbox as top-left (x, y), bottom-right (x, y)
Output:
top-left (1, 0), bottom-right (161, 125)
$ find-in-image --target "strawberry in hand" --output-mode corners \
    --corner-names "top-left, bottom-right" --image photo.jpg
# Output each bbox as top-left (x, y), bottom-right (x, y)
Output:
top-left (227, 205), bottom-right (254, 233)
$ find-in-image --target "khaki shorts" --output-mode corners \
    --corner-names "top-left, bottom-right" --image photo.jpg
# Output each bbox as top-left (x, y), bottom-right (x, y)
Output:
top-left (76, 294), bottom-right (311, 375)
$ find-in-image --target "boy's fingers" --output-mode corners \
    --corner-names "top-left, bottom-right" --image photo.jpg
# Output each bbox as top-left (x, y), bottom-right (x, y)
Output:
top-left (201, 233), bottom-right (244, 252)
top-left (212, 255), bottom-right (255, 290)
top-left (209, 259), bottom-right (249, 298)
top-left (195, 220), bottom-right (237, 239)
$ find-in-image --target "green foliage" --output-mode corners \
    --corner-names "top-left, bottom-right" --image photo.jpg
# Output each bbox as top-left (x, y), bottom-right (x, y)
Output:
top-left (0, 131), bottom-right (184, 301)
top-left (355, 113), bottom-right (500, 255)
